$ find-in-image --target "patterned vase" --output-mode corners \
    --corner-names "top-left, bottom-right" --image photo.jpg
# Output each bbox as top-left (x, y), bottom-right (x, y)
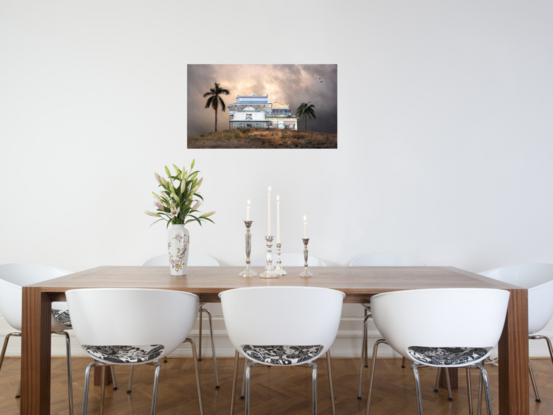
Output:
top-left (167, 224), bottom-right (190, 276)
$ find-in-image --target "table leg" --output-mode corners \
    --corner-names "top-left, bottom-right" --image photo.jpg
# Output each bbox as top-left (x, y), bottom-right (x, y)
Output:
top-left (499, 288), bottom-right (529, 415)
top-left (439, 367), bottom-right (458, 389)
top-left (21, 288), bottom-right (52, 415)
top-left (94, 366), bottom-right (113, 386)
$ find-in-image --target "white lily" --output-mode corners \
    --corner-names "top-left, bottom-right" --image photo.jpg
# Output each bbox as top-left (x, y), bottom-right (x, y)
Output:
top-left (170, 207), bottom-right (180, 217)
top-left (199, 211), bottom-right (215, 219)
top-left (145, 210), bottom-right (161, 217)
top-left (192, 201), bottom-right (202, 211)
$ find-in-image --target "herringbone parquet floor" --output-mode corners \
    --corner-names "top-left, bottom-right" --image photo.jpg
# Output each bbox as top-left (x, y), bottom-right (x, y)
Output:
top-left (1, 357), bottom-right (552, 415)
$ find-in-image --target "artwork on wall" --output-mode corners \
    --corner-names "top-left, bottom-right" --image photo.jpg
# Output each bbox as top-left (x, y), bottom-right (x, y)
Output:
top-left (187, 64), bottom-right (337, 149)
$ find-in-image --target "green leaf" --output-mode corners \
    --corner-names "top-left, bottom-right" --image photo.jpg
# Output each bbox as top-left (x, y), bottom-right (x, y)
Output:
top-left (191, 159), bottom-right (195, 170)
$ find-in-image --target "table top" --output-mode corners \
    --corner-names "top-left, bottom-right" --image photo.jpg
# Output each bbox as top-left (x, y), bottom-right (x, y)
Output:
top-left (28, 266), bottom-right (522, 303)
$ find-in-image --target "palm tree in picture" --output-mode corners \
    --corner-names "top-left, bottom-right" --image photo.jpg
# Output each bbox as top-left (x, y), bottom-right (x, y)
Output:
top-left (296, 102), bottom-right (316, 131)
top-left (203, 82), bottom-right (230, 132)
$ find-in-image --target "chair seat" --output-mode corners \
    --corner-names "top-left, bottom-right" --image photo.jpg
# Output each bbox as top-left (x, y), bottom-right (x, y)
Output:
top-left (83, 344), bottom-right (164, 364)
top-left (52, 309), bottom-right (72, 329)
top-left (243, 345), bottom-right (323, 365)
top-left (407, 346), bottom-right (488, 366)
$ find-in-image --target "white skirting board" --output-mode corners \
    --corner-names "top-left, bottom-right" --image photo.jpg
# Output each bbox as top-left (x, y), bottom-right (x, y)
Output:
top-left (1, 312), bottom-right (553, 359)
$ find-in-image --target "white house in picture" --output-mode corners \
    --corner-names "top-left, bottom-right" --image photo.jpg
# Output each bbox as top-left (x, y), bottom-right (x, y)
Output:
top-left (229, 106), bottom-right (271, 129)
top-left (228, 94), bottom-right (298, 130)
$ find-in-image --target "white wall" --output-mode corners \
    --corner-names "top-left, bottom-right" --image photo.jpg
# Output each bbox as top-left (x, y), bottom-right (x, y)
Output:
top-left (1, 0), bottom-right (553, 357)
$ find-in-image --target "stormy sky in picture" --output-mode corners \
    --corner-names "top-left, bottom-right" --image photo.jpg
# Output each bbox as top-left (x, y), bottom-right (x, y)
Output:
top-left (187, 64), bottom-right (337, 137)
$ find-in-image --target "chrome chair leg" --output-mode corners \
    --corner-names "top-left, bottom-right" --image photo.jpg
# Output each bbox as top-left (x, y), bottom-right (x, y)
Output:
top-left (401, 357), bottom-right (406, 368)
top-left (466, 367), bottom-right (473, 415)
top-left (198, 305), bottom-right (204, 361)
top-left (127, 365), bottom-right (134, 393)
top-left (16, 381), bottom-right (21, 399)
top-left (434, 367), bottom-right (441, 392)
top-left (477, 370), bottom-right (483, 415)
top-left (444, 367), bottom-right (453, 401)
top-left (245, 361), bottom-right (254, 415)
top-left (54, 331), bottom-right (74, 415)
top-left (0, 332), bottom-right (21, 398)
top-left (185, 338), bottom-right (204, 415)
top-left (111, 366), bottom-right (118, 390)
top-left (529, 360), bottom-right (541, 402)
top-left (432, 366), bottom-right (452, 400)
top-left (477, 363), bottom-right (492, 415)
top-left (82, 361), bottom-right (98, 415)
top-left (364, 308), bottom-right (369, 368)
top-left (357, 314), bottom-right (370, 399)
top-left (326, 351), bottom-right (336, 415)
top-left (309, 362), bottom-right (318, 415)
top-left (151, 361), bottom-right (162, 415)
top-left (241, 357), bottom-right (247, 399)
top-left (203, 307), bottom-right (220, 388)
top-left (411, 363), bottom-right (424, 415)
top-left (230, 351), bottom-right (240, 415)
top-left (100, 365), bottom-right (106, 415)
top-left (364, 339), bottom-right (386, 415)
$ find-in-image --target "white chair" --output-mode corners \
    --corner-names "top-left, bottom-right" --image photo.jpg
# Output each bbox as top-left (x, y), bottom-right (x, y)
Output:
top-left (0, 263), bottom-right (75, 415)
top-left (66, 288), bottom-right (203, 415)
top-left (142, 252), bottom-right (220, 389)
top-left (480, 263), bottom-right (553, 402)
top-left (350, 254), bottom-right (427, 399)
top-left (220, 286), bottom-right (344, 415)
top-left (251, 253), bottom-right (327, 267)
top-left (367, 288), bottom-right (510, 415)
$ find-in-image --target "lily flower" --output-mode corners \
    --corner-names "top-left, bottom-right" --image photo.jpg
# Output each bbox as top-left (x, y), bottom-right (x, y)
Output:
top-left (154, 172), bottom-right (161, 184)
top-left (199, 211), bottom-right (215, 219)
top-left (145, 210), bottom-right (161, 217)
top-left (192, 201), bottom-right (202, 211)
top-left (154, 201), bottom-right (163, 210)
top-left (170, 207), bottom-right (180, 217)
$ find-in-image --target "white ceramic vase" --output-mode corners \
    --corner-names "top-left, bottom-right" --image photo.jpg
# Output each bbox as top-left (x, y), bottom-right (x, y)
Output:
top-left (167, 224), bottom-right (190, 276)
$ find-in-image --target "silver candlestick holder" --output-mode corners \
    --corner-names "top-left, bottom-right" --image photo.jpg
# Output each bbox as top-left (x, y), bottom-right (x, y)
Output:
top-left (259, 235), bottom-right (279, 279)
top-left (239, 221), bottom-right (257, 277)
top-left (299, 238), bottom-right (313, 278)
top-left (274, 242), bottom-right (287, 275)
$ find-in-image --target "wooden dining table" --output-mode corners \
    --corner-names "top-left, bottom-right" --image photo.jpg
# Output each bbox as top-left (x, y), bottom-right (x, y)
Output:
top-left (21, 265), bottom-right (528, 415)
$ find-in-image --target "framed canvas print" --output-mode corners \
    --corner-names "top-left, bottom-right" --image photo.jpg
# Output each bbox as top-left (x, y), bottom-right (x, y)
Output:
top-left (187, 64), bottom-right (337, 149)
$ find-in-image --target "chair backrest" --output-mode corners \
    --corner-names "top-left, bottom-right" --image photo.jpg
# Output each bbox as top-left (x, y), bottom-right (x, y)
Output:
top-left (220, 286), bottom-right (344, 361)
top-left (66, 289), bottom-right (199, 362)
top-left (143, 252), bottom-right (220, 267)
top-left (0, 263), bottom-right (71, 331)
top-left (370, 288), bottom-right (510, 364)
top-left (480, 263), bottom-right (553, 334)
top-left (349, 254), bottom-right (427, 266)
top-left (251, 253), bottom-right (326, 267)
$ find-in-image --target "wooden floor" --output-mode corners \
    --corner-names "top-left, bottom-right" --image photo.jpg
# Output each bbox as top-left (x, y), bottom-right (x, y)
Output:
top-left (1, 357), bottom-right (552, 415)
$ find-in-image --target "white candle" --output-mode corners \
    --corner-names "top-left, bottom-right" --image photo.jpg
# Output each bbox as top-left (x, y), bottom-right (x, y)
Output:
top-left (268, 186), bottom-right (271, 235)
top-left (303, 215), bottom-right (308, 238)
top-left (247, 200), bottom-right (251, 221)
top-left (277, 195), bottom-right (281, 243)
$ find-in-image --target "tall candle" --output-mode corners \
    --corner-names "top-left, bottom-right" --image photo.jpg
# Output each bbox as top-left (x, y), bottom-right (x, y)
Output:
top-left (268, 186), bottom-right (271, 235)
top-left (277, 195), bottom-right (281, 243)
top-left (247, 200), bottom-right (251, 221)
top-left (303, 215), bottom-right (308, 238)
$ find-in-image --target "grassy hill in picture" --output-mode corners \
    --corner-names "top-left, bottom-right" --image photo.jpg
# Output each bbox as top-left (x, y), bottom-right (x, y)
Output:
top-left (187, 128), bottom-right (337, 149)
